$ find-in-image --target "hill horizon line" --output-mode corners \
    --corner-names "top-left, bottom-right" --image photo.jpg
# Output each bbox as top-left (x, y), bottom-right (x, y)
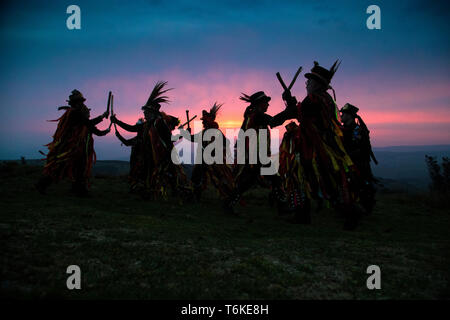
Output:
top-left (2, 144), bottom-right (449, 162)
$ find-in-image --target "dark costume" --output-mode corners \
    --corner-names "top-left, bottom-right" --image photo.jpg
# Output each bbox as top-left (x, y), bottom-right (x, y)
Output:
top-left (36, 90), bottom-right (110, 196)
top-left (114, 119), bottom-right (146, 192)
top-left (270, 61), bottom-right (358, 228)
top-left (184, 103), bottom-right (235, 201)
top-left (112, 81), bottom-right (192, 200)
top-left (340, 103), bottom-right (378, 214)
top-left (225, 91), bottom-right (286, 214)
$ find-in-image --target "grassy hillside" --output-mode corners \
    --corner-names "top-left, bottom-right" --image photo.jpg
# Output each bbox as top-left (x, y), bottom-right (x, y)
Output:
top-left (1, 162), bottom-right (449, 299)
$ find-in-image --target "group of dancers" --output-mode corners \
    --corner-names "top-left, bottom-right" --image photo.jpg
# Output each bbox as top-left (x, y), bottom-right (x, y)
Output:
top-left (36, 60), bottom-right (378, 230)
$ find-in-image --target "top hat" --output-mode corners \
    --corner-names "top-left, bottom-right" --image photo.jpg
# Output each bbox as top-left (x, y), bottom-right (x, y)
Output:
top-left (340, 103), bottom-right (359, 116)
top-left (240, 91), bottom-right (271, 104)
top-left (66, 89), bottom-right (86, 103)
top-left (305, 60), bottom-right (341, 86)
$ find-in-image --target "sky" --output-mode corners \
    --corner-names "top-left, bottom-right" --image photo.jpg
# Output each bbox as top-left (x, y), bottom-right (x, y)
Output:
top-left (0, 0), bottom-right (449, 160)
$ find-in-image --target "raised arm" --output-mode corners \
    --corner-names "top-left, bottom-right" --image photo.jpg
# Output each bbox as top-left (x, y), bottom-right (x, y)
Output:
top-left (89, 111), bottom-right (108, 126)
top-left (270, 107), bottom-right (297, 128)
top-left (115, 128), bottom-right (137, 146)
top-left (269, 91), bottom-right (298, 128)
top-left (73, 109), bottom-right (108, 132)
top-left (90, 125), bottom-right (110, 136)
top-left (111, 114), bottom-right (140, 132)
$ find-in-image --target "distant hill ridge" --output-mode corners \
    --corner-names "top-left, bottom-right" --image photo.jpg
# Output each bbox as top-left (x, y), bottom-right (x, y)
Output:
top-left (373, 144), bottom-right (450, 152)
top-left (3, 145), bottom-right (450, 191)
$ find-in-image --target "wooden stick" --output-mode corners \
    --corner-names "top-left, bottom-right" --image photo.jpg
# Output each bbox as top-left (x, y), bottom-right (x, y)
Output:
top-left (178, 115), bottom-right (197, 129)
top-left (186, 110), bottom-right (190, 129)
top-left (288, 67), bottom-right (302, 90)
top-left (276, 72), bottom-right (288, 91)
top-left (106, 91), bottom-right (112, 119)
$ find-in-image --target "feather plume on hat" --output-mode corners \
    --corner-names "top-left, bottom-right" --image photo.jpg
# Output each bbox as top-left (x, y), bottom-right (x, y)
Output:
top-left (142, 81), bottom-right (173, 110)
top-left (329, 59), bottom-right (341, 78)
top-left (239, 93), bottom-right (252, 103)
top-left (239, 91), bottom-right (271, 104)
top-left (209, 102), bottom-right (223, 119)
top-left (202, 102), bottom-right (223, 120)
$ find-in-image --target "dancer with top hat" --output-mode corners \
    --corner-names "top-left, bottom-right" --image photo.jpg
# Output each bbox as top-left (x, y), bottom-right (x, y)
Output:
top-left (270, 61), bottom-right (359, 229)
top-left (36, 90), bottom-right (111, 196)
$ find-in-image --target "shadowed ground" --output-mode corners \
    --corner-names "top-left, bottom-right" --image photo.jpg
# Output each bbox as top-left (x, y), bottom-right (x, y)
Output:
top-left (1, 162), bottom-right (449, 299)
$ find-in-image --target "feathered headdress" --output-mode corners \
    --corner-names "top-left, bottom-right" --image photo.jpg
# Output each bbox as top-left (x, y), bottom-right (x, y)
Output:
top-left (329, 60), bottom-right (341, 81)
top-left (142, 81), bottom-right (173, 110)
top-left (240, 93), bottom-right (252, 103)
top-left (328, 59), bottom-right (341, 101)
top-left (201, 102), bottom-right (223, 121)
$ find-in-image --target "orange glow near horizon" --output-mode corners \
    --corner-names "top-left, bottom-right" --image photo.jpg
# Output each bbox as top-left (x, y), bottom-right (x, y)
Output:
top-left (218, 120), bottom-right (242, 129)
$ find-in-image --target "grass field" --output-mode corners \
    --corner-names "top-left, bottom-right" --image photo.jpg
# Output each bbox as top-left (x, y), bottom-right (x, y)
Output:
top-left (1, 162), bottom-right (449, 299)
